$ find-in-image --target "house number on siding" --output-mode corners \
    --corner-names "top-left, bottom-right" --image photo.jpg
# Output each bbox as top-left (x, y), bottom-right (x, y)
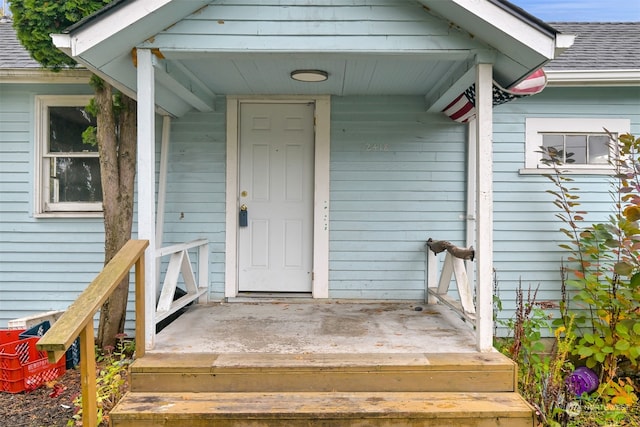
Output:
top-left (365, 144), bottom-right (389, 152)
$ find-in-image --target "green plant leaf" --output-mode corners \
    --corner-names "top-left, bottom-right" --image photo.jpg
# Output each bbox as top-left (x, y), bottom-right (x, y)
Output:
top-left (615, 340), bottom-right (630, 351)
top-left (615, 323), bottom-right (629, 335)
top-left (578, 346), bottom-right (594, 357)
top-left (532, 342), bottom-right (545, 352)
top-left (614, 261), bottom-right (634, 276)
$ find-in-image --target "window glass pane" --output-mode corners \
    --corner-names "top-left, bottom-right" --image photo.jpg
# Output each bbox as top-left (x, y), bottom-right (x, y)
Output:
top-left (49, 106), bottom-right (97, 153)
top-left (588, 135), bottom-right (610, 164)
top-left (49, 157), bottom-right (102, 203)
top-left (565, 135), bottom-right (587, 164)
top-left (542, 135), bottom-right (564, 162)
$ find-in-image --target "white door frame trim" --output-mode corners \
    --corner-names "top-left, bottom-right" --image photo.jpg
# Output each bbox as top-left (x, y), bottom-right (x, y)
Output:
top-left (225, 96), bottom-right (331, 298)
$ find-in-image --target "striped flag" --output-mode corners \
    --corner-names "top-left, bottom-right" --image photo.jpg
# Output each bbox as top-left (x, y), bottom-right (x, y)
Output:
top-left (442, 68), bottom-right (547, 123)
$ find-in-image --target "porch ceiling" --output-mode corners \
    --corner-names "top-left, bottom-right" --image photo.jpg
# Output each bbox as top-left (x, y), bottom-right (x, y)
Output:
top-left (165, 54), bottom-right (465, 96)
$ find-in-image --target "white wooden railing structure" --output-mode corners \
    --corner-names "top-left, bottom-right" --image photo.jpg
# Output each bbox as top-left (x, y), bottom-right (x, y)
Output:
top-left (425, 238), bottom-right (476, 324)
top-left (155, 239), bottom-right (209, 325)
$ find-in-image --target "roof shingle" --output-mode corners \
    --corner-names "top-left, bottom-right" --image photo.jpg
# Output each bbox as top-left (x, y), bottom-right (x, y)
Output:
top-left (0, 19), bottom-right (41, 68)
top-left (548, 22), bottom-right (640, 70)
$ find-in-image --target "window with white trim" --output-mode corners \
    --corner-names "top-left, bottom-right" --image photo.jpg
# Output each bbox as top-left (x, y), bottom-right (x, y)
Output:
top-left (35, 95), bottom-right (102, 216)
top-left (522, 118), bottom-right (630, 174)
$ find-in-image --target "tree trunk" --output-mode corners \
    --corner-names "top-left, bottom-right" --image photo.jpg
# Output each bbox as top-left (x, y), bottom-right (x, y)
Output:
top-left (94, 82), bottom-right (137, 350)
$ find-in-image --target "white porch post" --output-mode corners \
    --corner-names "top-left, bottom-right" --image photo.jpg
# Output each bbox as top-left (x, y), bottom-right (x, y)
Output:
top-left (474, 63), bottom-right (494, 352)
top-left (156, 116), bottom-right (171, 276)
top-left (137, 48), bottom-right (157, 350)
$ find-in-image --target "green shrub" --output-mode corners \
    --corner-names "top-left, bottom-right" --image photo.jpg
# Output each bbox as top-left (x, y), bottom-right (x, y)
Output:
top-left (541, 132), bottom-right (639, 406)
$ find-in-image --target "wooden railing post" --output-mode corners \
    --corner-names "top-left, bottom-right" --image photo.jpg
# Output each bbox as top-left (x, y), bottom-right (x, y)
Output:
top-left (135, 251), bottom-right (146, 358)
top-left (80, 322), bottom-right (97, 427)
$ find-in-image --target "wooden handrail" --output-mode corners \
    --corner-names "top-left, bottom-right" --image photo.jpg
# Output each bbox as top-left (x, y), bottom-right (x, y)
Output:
top-left (36, 239), bottom-right (149, 427)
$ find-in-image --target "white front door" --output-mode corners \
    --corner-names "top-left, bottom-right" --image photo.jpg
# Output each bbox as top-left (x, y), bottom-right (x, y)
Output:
top-left (238, 102), bottom-right (315, 293)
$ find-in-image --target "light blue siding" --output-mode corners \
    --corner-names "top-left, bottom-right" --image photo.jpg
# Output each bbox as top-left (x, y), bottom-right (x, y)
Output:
top-left (160, 95), bottom-right (469, 302)
top-left (492, 86), bottom-right (640, 335)
top-left (329, 96), bottom-right (467, 299)
top-left (0, 83), bottom-right (104, 326)
top-left (146, 0), bottom-right (476, 53)
top-left (160, 102), bottom-right (227, 299)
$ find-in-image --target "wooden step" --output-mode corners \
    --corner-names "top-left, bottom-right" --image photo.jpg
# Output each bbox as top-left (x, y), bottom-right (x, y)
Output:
top-left (130, 352), bottom-right (517, 393)
top-left (110, 391), bottom-right (533, 427)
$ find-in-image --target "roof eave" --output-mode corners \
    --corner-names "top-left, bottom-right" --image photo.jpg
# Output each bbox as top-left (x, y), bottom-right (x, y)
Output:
top-left (52, 0), bottom-right (210, 63)
top-left (0, 68), bottom-right (92, 83)
top-left (546, 69), bottom-right (640, 86)
top-left (423, 0), bottom-right (561, 56)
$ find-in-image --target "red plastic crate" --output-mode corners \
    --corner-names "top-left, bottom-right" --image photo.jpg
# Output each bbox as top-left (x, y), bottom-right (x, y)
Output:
top-left (0, 329), bottom-right (26, 345)
top-left (0, 337), bottom-right (66, 393)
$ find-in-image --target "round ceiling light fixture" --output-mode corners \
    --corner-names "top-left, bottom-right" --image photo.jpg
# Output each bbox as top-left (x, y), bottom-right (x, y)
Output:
top-left (290, 69), bottom-right (328, 82)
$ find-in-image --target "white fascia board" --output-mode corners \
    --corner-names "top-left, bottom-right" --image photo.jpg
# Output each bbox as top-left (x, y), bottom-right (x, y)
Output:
top-left (456, 0), bottom-right (557, 57)
top-left (66, 0), bottom-right (174, 57)
top-left (546, 69), bottom-right (640, 86)
top-left (60, 0), bottom-right (209, 58)
top-left (554, 34), bottom-right (576, 57)
top-left (424, 0), bottom-right (558, 59)
top-left (50, 33), bottom-right (72, 56)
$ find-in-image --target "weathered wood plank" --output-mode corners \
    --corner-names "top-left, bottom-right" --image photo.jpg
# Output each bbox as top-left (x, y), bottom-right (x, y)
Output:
top-left (130, 370), bottom-right (516, 394)
top-left (80, 323), bottom-right (97, 427)
top-left (110, 391), bottom-right (534, 427)
top-left (129, 352), bottom-right (516, 393)
top-left (214, 353), bottom-right (430, 368)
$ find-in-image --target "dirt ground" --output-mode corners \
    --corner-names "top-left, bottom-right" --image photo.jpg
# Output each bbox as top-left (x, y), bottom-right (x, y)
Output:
top-left (0, 368), bottom-right (81, 427)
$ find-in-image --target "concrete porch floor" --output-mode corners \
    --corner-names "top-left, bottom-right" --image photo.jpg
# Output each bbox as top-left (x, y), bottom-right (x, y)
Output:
top-left (152, 300), bottom-right (478, 354)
